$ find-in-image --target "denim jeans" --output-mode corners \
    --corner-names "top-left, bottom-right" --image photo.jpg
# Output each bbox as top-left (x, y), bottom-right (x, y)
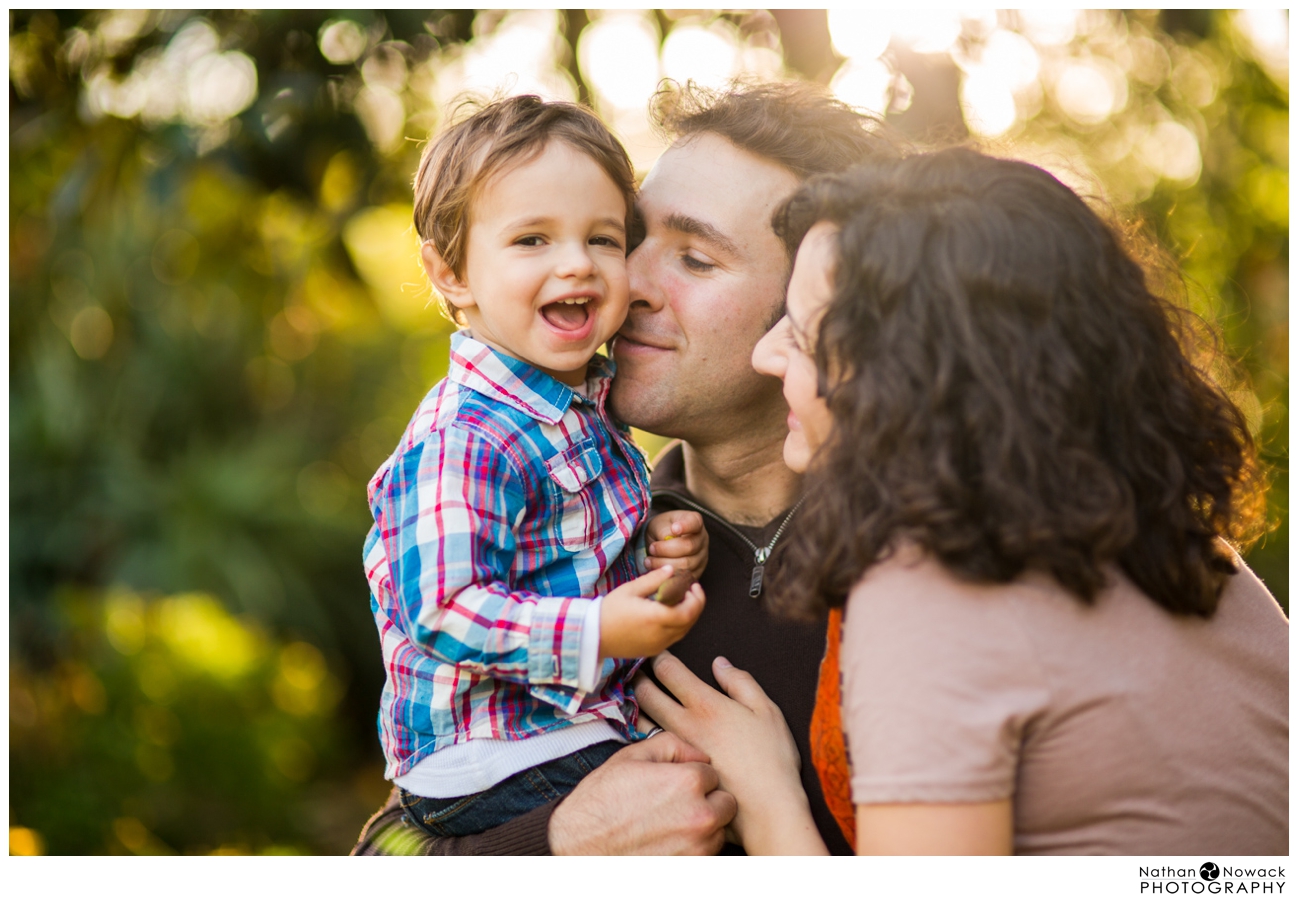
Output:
top-left (399, 740), bottom-right (623, 838)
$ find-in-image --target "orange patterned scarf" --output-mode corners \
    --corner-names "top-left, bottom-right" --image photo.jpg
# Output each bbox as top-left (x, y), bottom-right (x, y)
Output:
top-left (809, 606), bottom-right (856, 850)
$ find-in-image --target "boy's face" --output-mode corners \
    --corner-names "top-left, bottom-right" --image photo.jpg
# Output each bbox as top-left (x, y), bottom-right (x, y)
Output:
top-left (436, 141), bottom-right (630, 387)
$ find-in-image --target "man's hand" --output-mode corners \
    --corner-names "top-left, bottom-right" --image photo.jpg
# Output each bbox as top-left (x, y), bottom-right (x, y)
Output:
top-left (600, 565), bottom-right (705, 658)
top-left (547, 733), bottom-right (737, 855)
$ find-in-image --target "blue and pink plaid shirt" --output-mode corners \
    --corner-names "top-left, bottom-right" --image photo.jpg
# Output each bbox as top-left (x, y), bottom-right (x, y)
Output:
top-left (365, 332), bottom-right (651, 780)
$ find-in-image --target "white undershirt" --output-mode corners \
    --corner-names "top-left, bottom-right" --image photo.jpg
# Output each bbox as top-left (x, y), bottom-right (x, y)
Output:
top-left (394, 598), bottom-right (622, 798)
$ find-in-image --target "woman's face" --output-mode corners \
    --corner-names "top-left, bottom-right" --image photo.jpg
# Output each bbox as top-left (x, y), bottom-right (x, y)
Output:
top-left (752, 221), bottom-right (838, 474)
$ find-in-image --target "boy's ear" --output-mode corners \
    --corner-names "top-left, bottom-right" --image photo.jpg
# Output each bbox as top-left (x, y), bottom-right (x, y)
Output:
top-left (420, 242), bottom-right (475, 312)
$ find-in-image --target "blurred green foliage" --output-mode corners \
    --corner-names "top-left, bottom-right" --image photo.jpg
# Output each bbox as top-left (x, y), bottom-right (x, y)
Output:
top-left (8, 9), bottom-right (1286, 854)
top-left (10, 588), bottom-right (378, 854)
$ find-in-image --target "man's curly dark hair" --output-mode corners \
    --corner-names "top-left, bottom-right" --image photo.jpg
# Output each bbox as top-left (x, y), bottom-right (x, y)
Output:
top-left (768, 148), bottom-right (1267, 621)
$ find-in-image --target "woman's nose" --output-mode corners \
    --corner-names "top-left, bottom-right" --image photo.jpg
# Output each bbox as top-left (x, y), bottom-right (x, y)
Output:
top-left (752, 319), bottom-right (788, 377)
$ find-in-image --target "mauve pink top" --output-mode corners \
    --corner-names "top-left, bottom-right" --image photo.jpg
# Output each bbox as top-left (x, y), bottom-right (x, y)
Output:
top-left (841, 548), bottom-right (1288, 855)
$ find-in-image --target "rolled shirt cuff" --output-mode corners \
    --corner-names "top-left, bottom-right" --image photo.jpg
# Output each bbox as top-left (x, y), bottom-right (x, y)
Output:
top-left (577, 597), bottom-right (602, 693)
top-left (527, 595), bottom-right (595, 715)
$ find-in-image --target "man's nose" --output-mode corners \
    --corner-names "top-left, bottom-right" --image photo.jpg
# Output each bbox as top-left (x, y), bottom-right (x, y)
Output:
top-left (626, 243), bottom-right (665, 312)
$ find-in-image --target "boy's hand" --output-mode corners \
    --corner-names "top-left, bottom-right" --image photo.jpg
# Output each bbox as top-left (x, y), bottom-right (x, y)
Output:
top-left (645, 511), bottom-right (708, 605)
top-left (600, 565), bottom-right (705, 659)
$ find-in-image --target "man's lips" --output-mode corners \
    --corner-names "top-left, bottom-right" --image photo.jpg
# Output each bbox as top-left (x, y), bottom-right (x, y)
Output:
top-left (612, 331), bottom-right (674, 352)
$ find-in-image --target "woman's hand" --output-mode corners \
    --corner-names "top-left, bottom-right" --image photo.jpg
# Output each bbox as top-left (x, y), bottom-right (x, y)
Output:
top-left (634, 651), bottom-right (828, 855)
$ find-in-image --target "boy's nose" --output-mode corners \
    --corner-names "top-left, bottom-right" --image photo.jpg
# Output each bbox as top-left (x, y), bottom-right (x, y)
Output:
top-left (555, 243), bottom-right (596, 278)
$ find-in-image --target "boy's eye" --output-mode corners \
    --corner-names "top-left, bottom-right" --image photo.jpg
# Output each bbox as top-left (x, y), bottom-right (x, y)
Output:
top-left (590, 235), bottom-right (624, 250)
top-left (681, 254), bottom-right (715, 273)
top-left (514, 235), bottom-right (545, 246)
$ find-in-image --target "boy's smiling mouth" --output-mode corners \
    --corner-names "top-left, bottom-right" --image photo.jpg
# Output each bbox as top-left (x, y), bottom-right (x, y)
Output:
top-left (541, 295), bottom-right (596, 333)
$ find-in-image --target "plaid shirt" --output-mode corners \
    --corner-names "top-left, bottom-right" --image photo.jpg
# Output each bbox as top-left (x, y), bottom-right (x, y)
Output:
top-left (365, 332), bottom-right (651, 780)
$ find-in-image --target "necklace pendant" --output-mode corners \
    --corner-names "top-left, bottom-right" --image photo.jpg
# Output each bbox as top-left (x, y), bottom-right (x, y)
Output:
top-left (749, 564), bottom-right (765, 598)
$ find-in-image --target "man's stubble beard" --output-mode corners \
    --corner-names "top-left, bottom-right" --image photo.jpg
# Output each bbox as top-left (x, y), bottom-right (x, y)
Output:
top-left (610, 366), bottom-right (789, 451)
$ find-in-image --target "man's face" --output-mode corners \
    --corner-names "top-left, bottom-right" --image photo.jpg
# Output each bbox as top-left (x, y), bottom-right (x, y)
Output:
top-left (609, 132), bottom-right (802, 442)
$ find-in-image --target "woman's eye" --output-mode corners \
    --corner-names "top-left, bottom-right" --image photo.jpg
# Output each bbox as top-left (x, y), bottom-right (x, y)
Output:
top-left (681, 254), bottom-right (715, 273)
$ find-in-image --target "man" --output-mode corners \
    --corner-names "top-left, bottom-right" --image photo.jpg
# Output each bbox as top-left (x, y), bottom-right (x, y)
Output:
top-left (352, 81), bottom-right (900, 856)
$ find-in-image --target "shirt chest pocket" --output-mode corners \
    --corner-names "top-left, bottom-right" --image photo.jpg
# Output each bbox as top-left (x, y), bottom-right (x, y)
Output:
top-left (544, 442), bottom-right (605, 551)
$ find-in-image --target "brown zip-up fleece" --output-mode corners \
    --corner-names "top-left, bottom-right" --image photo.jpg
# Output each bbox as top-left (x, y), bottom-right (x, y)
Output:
top-left (351, 443), bottom-right (848, 855)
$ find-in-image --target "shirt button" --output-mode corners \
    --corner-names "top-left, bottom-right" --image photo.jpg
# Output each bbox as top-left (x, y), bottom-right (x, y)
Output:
top-left (551, 654), bottom-right (560, 677)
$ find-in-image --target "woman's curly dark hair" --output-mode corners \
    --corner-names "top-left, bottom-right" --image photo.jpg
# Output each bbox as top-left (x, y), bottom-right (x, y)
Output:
top-left (768, 148), bottom-right (1267, 621)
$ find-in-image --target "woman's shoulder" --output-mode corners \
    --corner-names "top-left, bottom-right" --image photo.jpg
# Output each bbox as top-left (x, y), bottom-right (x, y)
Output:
top-left (842, 544), bottom-right (1046, 667)
top-left (846, 544), bottom-right (1027, 619)
top-left (840, 544), bottom-right (1088, 684)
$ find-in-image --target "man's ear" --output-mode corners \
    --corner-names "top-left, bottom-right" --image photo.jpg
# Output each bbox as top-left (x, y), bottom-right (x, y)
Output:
top-left (420, 242), bottom-right (475, 312)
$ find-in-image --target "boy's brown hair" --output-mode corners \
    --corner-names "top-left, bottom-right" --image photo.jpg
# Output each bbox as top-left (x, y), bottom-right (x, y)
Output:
top-left (414, 94), bottom-right (637, 324)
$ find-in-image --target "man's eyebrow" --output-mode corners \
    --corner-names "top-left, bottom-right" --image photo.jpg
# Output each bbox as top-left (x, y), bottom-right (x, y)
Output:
top-left (663, 212), bottom-right (741, 258)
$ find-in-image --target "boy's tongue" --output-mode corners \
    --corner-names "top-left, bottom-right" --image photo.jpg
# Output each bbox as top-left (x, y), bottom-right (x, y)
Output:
top-left (542, 302), bottom-right (590, 332)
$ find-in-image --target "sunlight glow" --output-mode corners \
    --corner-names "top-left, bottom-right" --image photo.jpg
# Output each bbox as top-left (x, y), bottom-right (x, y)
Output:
top-left (1232, 9), bottom-right (1289, 86)
top-left (831, 58), bottom-right (894, 116)
top-left (1139, 120), bottom-right (1202, 184)
top-left (661, 22), bottom-right (741, 89)
top-left (827, 9), bottom-right (891, 61)
top-left (889, 11), bottom-right (964, 55)
top-left (1017, 9), bottom-right (1079, 46)
top-left (318, 19), bottom-right (367, 65)
top-left (960, 67), bottom-right (1018, 137)
top-left (1054, 58), bottom-right (1128, 126)
top-left (577, 12), bottom-right (661, 111)
top-left (81, 18), bottom-right (257, 132)
top-left (426, 9), bottom-right (574, 112)
top-left (978, 29), bottom-right (1040, 90)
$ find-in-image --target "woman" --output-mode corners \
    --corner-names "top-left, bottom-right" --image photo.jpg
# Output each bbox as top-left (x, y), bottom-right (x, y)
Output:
top-left (636, 148), bottom-right (1287, 855)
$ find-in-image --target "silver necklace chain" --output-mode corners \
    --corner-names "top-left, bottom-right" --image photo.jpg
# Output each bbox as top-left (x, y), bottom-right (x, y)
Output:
top-left (654, 490), bottom-right (805, 599)
top-left (745, 496), bottom-right (805, 598)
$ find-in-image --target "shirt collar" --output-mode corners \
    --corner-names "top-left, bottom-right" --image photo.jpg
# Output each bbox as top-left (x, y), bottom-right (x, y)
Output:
top-left (447, 331), bottom-right (615, 425)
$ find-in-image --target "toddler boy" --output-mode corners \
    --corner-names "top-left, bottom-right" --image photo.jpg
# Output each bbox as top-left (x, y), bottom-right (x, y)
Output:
top-left (364, 96), bottom-right (707, 837)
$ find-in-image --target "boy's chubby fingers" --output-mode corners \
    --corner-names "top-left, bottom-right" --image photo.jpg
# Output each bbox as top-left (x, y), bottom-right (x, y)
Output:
top-left (648, 536), bottom-right (703, 559)
top-left (648, 568), bottom-right (698, 606)
top-left (608, 565), bottom-right (677, 605)
top-left (657, 582), bottom-right (705, 623)
top-left (628, 564), bottom-right (675, 596)
top-left (647, 510), bottom-right (704, 542)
